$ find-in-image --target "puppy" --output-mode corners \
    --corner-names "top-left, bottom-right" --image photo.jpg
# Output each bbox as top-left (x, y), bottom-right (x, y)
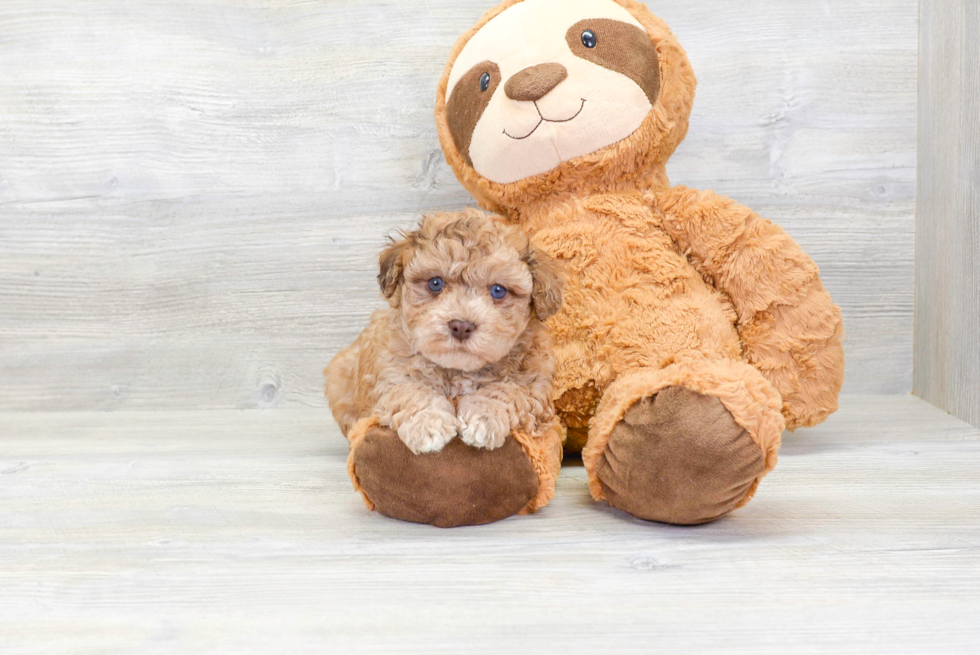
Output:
top-left (326, 209), bottom-right (563, 455)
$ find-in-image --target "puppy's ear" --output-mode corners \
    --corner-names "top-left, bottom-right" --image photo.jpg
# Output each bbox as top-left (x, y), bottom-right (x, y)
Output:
top-left (527, 249), bottom-right (564, 321)
top-left (378, 232), bottom-right (414, 306)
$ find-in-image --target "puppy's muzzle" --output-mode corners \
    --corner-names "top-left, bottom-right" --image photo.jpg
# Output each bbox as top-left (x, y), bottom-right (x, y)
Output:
top-left (448, 319), bottom-right (477, 342)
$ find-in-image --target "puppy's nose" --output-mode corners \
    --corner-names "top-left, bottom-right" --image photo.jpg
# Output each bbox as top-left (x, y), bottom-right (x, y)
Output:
top-left (448, 319), bottom-right (477, 342)
top-left (504, 63), bottom-right (568, 102)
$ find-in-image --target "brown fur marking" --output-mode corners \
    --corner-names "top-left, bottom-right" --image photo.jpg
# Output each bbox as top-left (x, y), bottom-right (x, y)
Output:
top-left (446, 62), bottom-right (502, 167)
top-left (566, 18), bottom-right (660, 106)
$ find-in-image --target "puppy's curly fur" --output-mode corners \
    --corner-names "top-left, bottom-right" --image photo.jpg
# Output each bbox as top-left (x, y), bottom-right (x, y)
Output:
top-left (326, 209), bottom-right (564, 455)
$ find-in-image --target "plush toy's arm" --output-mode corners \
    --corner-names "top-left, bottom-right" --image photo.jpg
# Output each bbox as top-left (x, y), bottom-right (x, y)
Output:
top-left (649, 186), bottom-right (845, 430)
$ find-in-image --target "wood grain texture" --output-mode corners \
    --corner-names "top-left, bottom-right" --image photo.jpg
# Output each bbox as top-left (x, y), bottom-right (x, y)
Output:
top-left (1, 396), bottom-right (978, 654)
top-left (915, 0), bottom-right (980, 428)
top-left (0, 1), bottom-right (917, 410)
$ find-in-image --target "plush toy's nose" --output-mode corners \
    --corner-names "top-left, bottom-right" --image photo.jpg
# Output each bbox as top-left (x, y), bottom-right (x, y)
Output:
top-left (504, 63), bottom-right (568, 102)
top-left (448, 319), bottom-right (477, 342)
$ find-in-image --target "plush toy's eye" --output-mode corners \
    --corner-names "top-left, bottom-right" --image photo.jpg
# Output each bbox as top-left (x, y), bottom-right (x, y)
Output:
top-left (479, 72), bottom-right (492, 92)
top-left (581, 29), bottom-right (597, 48)
top-left (490, 284), bottom-right (508, 300)
top-left (427, 277), bottom-right (445, 293)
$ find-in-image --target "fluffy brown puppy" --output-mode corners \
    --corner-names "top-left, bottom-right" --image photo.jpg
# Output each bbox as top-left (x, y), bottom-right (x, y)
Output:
top-left (326, 209), bottom-right (565, 525)
top-left (328, 209), bottom-right (562, 453)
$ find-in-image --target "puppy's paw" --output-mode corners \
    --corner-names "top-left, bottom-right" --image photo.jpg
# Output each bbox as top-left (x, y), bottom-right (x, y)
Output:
top-left (457, 396), bottom-right (512, 451)
top-left (396, 407), bottom-right (458, 454)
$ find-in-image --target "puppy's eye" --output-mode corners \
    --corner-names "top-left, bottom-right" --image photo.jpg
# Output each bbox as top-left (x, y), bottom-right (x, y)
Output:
top-left (490, 284), bottom-right (508, 300)
top-left (427, 277), bottom-right (445, 293)
top-left (479, 72), bottom-right (491, 92)
top-left (581, 29), bottom-right (597, 48)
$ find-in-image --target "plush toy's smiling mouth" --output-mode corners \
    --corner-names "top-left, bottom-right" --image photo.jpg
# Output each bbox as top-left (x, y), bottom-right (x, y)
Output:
top-left (503, 99), bottom-right (586, 140)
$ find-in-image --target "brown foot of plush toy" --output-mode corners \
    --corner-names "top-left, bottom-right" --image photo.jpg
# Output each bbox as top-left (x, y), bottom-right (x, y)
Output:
top-left (583, 358), bottom-right (785, 525)
top-left (349, 427), bottom-right (538, 528)
top-left (345, 419), bottom-right (563, 528)
top-left (595, 387), bottom-right (765, 524)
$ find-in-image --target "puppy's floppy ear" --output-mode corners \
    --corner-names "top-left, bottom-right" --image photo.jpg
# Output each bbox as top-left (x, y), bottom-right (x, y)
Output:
top-left (526, 249), bottom-right (564, 321)
top-left (378, 232), bottom-right (414, 306)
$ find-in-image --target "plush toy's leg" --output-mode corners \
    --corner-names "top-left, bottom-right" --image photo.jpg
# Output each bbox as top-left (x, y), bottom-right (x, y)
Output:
top-left (345, 417), bottom-right (562, 528)
top-left (583, 357), bottom-right (785, 525)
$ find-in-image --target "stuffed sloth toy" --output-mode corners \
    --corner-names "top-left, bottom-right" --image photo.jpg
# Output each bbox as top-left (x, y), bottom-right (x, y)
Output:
top-left (342, 0), bottom-right (844, 527)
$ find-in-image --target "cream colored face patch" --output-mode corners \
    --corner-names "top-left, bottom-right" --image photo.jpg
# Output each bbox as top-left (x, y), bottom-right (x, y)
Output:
top-left (446, 0), bottom-right (659, 184)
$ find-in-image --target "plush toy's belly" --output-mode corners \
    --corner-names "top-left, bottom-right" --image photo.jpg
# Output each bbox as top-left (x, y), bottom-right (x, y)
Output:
top-left (524, 195), bottom-right (743, 450)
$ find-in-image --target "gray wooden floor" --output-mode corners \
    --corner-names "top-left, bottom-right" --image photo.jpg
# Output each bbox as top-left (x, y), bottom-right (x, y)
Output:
top-left (2, 395), bottom-right (978, 654)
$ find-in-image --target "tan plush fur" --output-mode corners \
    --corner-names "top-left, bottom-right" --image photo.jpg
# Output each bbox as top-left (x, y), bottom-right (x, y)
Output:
top-left (434, 0), bottom-right (846, 516)
top-left (345, 416), bottom-right (380, 511)
top-left (326, 210), bottom-right (565, 511)
top-left (512, 417), bottom-right (564, 513)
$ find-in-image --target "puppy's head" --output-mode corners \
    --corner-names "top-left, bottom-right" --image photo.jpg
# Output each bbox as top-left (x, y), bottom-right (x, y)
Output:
top-left (378, 209), bottom-right (562, 372)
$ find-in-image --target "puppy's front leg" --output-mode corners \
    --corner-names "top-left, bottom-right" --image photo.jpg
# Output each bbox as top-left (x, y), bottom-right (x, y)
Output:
top-left (378, 385), bottom-right (458, 455)
top-left (458, 382), bottom-right (539, 451)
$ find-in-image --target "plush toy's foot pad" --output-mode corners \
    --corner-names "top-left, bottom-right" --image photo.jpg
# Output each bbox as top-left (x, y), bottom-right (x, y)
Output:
top-left (352, 427), bottom-right (539, 528)
top-left (595, 386), bottom-right (765, 525)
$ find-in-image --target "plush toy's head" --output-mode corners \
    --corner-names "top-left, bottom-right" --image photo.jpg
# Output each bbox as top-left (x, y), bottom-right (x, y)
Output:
top-left (435, 0), bottom-right (697, 214)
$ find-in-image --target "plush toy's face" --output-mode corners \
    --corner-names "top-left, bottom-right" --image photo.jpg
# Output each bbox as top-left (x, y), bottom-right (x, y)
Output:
top-left (445, 0), bottom-right (660, 185)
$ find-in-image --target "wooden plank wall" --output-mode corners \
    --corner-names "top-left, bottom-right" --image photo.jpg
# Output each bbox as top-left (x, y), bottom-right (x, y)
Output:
top-left (0, 0), bottom-right (917, 411)
top-left (915, 0), bottom-right (980, 428)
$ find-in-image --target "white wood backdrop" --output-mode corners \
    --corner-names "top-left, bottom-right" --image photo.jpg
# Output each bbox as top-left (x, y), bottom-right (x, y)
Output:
top-left (915, 0), bottom-right (980, 429)
top-left (0, 0), bottom-right (917, 411)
